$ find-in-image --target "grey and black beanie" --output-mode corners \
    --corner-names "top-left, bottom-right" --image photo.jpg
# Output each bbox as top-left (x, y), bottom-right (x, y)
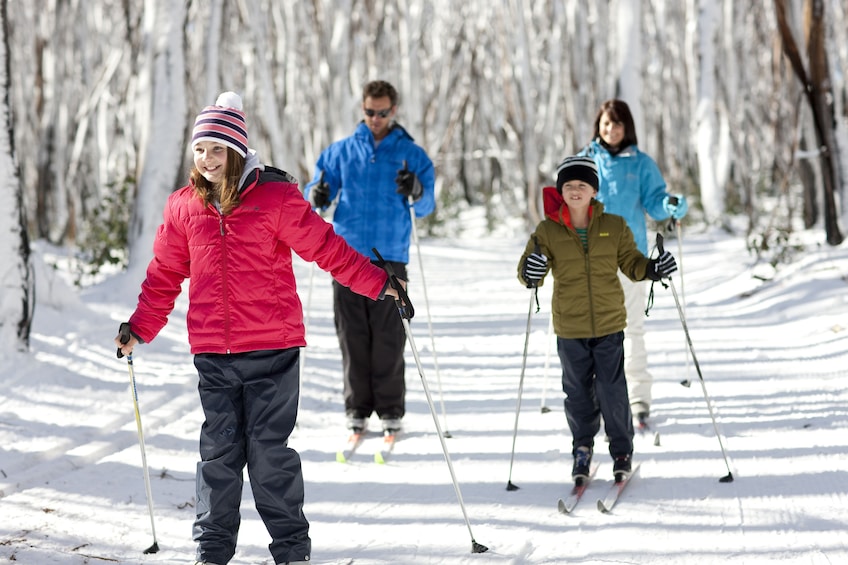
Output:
top-left (555, 156), bottom-right (599, 193)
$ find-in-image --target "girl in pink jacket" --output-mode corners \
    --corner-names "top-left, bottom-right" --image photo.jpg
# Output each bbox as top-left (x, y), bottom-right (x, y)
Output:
top-left (115, 92), bottom-right (400, 565)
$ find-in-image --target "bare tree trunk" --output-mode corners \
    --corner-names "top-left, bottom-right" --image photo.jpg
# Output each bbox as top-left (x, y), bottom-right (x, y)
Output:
top-left (3, 0), bottom-right (847, 260)
top-left (694, 1), bottom-right (724, 224)
top-left (774, 0), bottom-right (843, 245)
top-left (127, 0), bottom-right (188, 274)
top-left (615, 0), bottom-right (643, 136)
top-left (798, 132), bottom-right (818, 227)
top-left (804, 0), bottom-right (843, 244)
top-left (505, 0), bottom-right (541, 226)
top-left (0, 0), bottom-right (33, 353)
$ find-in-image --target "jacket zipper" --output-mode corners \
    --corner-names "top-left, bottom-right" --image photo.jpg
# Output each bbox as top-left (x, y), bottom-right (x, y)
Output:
top-left (218, 213), bottom-right (232, 353)
top-left (580, 221), bottom-right (597, 338)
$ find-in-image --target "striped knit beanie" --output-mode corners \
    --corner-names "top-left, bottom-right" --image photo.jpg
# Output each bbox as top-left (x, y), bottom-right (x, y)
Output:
top-left (191, 91), bottom-right (248, 158)
top-left (555, 155), bottom-right (599, 193)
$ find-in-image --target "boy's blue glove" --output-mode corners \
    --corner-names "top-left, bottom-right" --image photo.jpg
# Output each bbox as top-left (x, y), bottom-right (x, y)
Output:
top-left (663, 194), bottom-right (688, 219)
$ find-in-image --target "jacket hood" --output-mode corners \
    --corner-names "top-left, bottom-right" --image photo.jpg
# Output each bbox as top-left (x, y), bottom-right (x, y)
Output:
top-left (238, 149), bottom-right (263, 193)
top-left (542, 186), bottom-right (598, 227)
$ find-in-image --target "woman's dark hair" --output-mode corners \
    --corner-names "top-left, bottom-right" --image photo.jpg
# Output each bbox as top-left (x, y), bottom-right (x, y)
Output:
top-left (592, 99), bottom-right (638, 149)
top-left (190, 147), bottom-right (246, 215)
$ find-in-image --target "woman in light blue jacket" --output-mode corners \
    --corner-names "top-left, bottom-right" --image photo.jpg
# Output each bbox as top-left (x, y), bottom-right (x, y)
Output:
top-left (579, 99), bottom-right (688, 426)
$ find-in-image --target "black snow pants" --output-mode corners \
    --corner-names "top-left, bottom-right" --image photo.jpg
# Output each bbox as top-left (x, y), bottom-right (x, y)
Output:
top-left (193, 348), bottom-right (310, 565)
top-left (557, 331), bottom-right (634, 459)
top-left (333, 261), bottom-right (408, 421)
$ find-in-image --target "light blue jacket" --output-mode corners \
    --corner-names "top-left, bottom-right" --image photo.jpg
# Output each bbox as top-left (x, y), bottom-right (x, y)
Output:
top-left (579, 140), bottom-right (669, 255)
top-left (305, 122), bottom-right (435, 263)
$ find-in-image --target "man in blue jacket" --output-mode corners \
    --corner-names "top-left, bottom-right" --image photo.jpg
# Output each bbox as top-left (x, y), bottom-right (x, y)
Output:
top-left (305, 80), bottom-right (435, 435)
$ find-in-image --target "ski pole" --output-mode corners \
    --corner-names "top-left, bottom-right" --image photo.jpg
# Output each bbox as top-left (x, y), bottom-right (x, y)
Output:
top-left (373, 248), bottom-right (488, 554)
top-left (506, 287), bottom-right (537, 491)
top-left (117, 324), bottom-right (160, 554)
top-left (302, 173), bottom-right (330, 383)
top-left (656, 234), bottom-right (734, 483)
top-left (403, 160), bottom-right (452, 437)
top-left (407, 185), bottom-right (451, 437)
top-left (538, 314), bottom-right (554, 414)
top-left (300, 261), bottom-right (316, 383)
top-left (666, 197), bottom-right (693, 388)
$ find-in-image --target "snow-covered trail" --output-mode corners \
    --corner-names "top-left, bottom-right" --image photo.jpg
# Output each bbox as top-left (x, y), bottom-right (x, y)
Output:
top-left (1, 229), bottom-right (848, 564)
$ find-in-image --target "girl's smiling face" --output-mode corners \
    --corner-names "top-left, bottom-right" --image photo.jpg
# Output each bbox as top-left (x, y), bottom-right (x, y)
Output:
top-left (599, 111), bottom-right (625, 149)
top-left (193, 141), bottom-right (229, 184)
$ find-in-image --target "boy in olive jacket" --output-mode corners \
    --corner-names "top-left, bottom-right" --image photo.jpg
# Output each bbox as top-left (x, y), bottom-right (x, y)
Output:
top-left (517, 156), bottom-right (677, 484)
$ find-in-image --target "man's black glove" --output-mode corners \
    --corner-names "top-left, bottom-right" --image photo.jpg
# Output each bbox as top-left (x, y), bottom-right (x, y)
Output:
top-left (522, 252), bottom-right (548, 287)
top-left (310, 171), bottom-right (331, 208)
top-left (395, 161), bottom-right (423, 201)
top-left (647, 250), bottom-right (678, 281)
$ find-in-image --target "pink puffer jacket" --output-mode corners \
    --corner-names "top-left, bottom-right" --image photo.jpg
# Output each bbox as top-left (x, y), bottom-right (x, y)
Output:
top-left (129, 167), bottom-right (388, 354)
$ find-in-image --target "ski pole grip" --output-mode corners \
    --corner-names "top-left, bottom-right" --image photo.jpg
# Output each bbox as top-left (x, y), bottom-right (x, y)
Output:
top-left (666, 195), bottom-right (679, 232)
top-left (372, 248), bottom-right (415, 320)
top-left (656, 232), bottom-right (665, 255)
top-left (117, 322), bottom-right (131, 359)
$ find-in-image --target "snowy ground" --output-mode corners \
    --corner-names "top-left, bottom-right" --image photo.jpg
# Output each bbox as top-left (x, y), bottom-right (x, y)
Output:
top-left (2, 224), bottom-right (848, 564)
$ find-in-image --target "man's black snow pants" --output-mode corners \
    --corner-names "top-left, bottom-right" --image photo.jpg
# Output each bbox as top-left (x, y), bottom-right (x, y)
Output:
top-left (193, 348), bottom-right (310, 565)
top-left (333, 261), bottom-right (408, 422)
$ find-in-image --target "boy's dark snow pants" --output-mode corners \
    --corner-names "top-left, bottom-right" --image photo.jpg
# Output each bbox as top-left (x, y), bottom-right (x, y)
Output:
top-left (557, 331), bottom-right (634, 459)
top-left (193, 348), bottom-right (310, 565)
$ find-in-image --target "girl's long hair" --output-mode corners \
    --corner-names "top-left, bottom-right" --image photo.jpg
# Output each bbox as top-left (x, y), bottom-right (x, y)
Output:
top-left (190, 147), bottom-right (246, 215)
top-left (592, 99), bottom-right (638, 151)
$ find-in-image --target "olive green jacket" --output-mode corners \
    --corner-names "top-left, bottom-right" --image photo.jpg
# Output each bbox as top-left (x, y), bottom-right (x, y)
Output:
top-left (517, 187), bottom-right (652, 339)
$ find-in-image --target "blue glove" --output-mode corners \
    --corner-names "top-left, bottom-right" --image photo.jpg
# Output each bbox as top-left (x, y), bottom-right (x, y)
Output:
top-left (522, 252), bottom-right (548, 287)
top-left (663, 194), bottom-right (688, 220)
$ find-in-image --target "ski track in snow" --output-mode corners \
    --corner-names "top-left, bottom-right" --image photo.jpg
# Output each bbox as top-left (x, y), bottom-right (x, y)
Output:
top-left (2, 229), bottom-right (848, 564)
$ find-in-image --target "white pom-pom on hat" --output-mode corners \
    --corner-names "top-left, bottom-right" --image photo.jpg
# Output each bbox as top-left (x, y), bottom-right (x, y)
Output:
top-left (215, 91), bottom-right (243, 110)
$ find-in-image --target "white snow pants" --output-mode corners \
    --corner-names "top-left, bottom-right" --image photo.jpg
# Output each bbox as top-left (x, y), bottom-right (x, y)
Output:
top-left (619, 272), bottom-right (652, 410)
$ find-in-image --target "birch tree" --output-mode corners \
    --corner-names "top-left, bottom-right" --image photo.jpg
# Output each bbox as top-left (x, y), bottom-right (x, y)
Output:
top-left (0, 0), bottom-right (32, 353)
top-left (615, 0), bottom-right (643, 136)
top-left (775, 0), bottom-right (844, 245)
top-left (830, 1), bottom-right (848, 217)
top-left (693, 0), bottom-right (729, 225)
top-left (4, 0), bottom-right (848, 278)
top-left (127, 0), bottom-right (188, 274)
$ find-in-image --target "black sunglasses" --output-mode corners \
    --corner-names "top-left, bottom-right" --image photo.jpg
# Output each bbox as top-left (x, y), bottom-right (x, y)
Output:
top-left (364, 107), bottom-right (392, 118)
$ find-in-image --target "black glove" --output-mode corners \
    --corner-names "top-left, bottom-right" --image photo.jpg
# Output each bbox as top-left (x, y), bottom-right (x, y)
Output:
top-left (310, 171), bottom-right (331, 208)
top-left (522, 252), bottom-right (548, 287)
top-left (395, 161), bottom-right (423, 201)
top-left (116, 322), bottom-right (144, 358)
top-left (647, 250), bottom-right (677, 281)
top-left (310, 182), bottom-right (330, 208)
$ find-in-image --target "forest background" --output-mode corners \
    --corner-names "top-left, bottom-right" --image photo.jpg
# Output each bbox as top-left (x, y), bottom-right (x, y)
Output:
top-left (2, 0), bottom-right (848, 352)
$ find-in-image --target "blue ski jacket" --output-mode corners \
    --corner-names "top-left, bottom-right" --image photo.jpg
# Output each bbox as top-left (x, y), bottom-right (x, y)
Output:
top-left (304, 122), bottom-right (435, 263)
top-left (579, 140), bottom-right (670, 255)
